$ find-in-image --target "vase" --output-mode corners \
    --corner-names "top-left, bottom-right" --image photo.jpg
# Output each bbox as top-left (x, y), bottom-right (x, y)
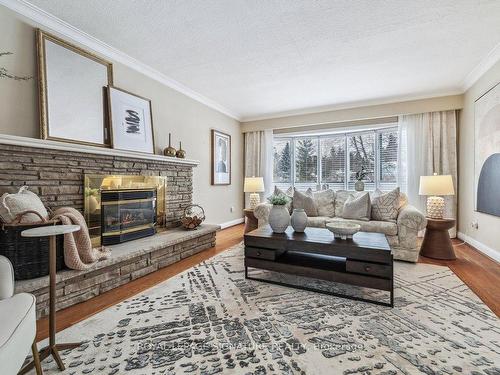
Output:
top-left (268, 205), bottom-right (290, 233)
top-left (354, 180), bottom-right (365, 191)
top-left (291, 208), bottom-right (307, 232)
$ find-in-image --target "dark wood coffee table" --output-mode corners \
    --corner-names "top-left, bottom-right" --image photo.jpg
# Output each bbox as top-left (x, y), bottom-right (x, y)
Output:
top-left (244, 225), bottom-right (393, 307)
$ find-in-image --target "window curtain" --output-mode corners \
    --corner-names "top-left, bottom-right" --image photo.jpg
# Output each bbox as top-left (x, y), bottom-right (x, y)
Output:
top-left (244, 130), bottom-right (273, 207)
top-left (397, 110), bottom-right (458, 237)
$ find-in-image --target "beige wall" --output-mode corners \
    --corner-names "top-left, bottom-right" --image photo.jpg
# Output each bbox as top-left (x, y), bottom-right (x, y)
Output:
top-left (241, 95), bottom-right (464, 132)
top-left (459, 60), bottom-right (500, 258)
top-left (0, 7), bottom-right (243, 226)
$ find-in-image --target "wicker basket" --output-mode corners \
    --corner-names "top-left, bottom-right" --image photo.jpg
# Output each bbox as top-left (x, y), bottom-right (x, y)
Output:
top-left (0, 210), bottom-right (66, 280)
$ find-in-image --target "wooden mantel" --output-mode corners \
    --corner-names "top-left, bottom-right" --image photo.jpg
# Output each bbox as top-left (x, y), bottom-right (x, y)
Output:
top-left (0, 134), bottom-right (200, 167)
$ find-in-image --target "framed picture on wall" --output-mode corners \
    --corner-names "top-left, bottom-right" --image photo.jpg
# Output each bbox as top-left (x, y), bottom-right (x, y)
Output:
top-left (474, 81), bottom-right (500, 217)
top-left (108, 85), bottom-right (155, 154)
top-left (211, 129), bottom-right (231, 185)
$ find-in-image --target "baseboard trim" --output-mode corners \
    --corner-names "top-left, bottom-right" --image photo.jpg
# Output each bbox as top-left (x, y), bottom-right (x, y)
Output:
top-left (218, 218), bottom-right (244, 229)
top-left (457, 232), bottom-right (500, 263)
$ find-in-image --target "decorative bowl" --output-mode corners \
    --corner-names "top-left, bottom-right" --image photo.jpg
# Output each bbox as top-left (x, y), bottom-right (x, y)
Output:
top-left (326, 222), bottom-right (361, 240)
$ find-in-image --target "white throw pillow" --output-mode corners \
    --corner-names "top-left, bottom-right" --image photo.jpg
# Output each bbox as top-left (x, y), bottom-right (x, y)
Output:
top-left (0, 186), bottom-right (49, 223)
top-left (293, 189), bottom-right (318, 217)
top-left (312, 189), bottom-right (335, 217)
top-left (371, 187), bottom-right (400, 222)
top-left (342, 192), bottom-right (371, 221)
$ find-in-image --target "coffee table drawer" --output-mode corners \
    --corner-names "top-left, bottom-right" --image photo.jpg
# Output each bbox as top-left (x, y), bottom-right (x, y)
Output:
top-left (346, 260), bottom-right (391, 278)
top-left (245, 247), bottom-right (276, 260)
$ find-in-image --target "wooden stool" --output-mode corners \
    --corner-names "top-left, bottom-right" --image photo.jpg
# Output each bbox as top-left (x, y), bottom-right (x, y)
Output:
top-left (420, 218), bottom-right (456, 260)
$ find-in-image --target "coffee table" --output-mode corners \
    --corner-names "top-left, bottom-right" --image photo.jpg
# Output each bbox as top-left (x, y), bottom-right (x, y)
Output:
top-left (244, 225), bottom-right (393, 307)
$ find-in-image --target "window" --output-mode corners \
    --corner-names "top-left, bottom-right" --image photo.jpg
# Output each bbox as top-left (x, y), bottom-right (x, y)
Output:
top-left (272, 126), bottom-right (398, 192)
top-left (273, 138), bottom-right (291, 184)
top-left (320, 136), bottom-right (345, 190)
top-left (294, 137), bottom-right (318, 191)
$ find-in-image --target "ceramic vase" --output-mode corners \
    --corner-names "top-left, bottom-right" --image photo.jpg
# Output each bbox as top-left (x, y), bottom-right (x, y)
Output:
top-left (354, 180), bottom-right (365, 191)
top-left (291, 208), bottom-right (307, 232)
top-left (269, 205), bottom-right (290, 233)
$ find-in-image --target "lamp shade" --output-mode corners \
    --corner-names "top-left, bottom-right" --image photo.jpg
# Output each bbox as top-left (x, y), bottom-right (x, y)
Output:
top-left (244, 177), bottom-right (265, 193)
top-left (419, 174), bottom-right (455, 196)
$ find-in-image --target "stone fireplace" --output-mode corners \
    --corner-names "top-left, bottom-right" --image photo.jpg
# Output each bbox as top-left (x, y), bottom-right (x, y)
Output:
top-left (1, 135), bottom-right (219, 318)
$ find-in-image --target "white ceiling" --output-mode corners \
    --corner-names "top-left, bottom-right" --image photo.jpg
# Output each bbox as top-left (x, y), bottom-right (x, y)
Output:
top-left (23, 0), bottom-right (500, 120)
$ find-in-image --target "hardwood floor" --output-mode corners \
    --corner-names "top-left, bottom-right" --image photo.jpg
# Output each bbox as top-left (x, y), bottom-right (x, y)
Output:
top-left (36, 224), bottom-right (499, 341)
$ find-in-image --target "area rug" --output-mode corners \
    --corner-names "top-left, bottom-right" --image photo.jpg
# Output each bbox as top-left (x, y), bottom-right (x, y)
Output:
top-left (35, 242), bottom-right (500, 375)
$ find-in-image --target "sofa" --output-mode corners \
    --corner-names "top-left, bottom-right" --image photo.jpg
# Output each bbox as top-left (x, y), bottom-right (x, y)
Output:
top-left (254, 188), bottom-right (427, 262)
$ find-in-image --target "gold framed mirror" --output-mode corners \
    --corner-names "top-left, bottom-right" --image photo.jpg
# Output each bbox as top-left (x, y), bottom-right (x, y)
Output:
top-left (37, 29), bottom-right (114, 147)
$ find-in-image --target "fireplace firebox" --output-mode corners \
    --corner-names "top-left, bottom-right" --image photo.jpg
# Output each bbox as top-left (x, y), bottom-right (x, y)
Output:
top-left (101, 189), bottom-right (157, 245)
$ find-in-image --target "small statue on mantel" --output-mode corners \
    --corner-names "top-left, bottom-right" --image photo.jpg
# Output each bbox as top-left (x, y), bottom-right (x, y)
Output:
top-left (176, 142), bottom-right (186, 158)
top-left (163, 133), bottom-right (176, 157)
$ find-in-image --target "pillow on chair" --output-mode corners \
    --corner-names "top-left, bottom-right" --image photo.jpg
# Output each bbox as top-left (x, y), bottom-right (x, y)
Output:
top-left (0, 186), bottom-right (49, 223)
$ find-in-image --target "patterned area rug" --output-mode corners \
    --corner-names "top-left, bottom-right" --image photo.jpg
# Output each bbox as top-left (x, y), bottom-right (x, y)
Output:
top-left (35, 243), bottom-right (500, 375)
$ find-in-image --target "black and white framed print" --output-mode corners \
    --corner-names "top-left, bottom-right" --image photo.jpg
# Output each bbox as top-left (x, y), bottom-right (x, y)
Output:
top-left (108, 86), bottom-right (155, 154)
top-left (211, 129), bottom-right (231, 185)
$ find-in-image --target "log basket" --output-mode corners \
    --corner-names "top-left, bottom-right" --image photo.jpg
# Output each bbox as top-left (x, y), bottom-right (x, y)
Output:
top-left (0, 210), bottom-right (66, 280)
top-left (181, 204), bottom-right (205, 230)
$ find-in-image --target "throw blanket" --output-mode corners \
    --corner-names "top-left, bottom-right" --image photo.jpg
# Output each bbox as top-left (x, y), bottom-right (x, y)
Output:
top-left (52, 207), bottom-right (110, 270)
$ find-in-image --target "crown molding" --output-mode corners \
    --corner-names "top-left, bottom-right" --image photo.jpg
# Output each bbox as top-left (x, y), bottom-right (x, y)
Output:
top-left (0, 0), bottom-right (241, 121)
top-left (462, 40), bottom-right (500, 91)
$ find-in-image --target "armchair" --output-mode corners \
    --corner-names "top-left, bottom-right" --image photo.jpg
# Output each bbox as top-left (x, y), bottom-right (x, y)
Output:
top-left (0, 256), bottom-right (42, 375)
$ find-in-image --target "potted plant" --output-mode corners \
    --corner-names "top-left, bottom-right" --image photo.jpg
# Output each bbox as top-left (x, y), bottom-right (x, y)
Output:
top-left (354, 167), bottom-right (368, 191)
top-left (267, 194), bottom-right (290, 233)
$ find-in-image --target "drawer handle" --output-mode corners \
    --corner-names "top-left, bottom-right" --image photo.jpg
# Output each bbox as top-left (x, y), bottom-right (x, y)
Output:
top-left (364, 266), bottom-right (371, 272)
top-left (257, 251), bottom-right (261, 256)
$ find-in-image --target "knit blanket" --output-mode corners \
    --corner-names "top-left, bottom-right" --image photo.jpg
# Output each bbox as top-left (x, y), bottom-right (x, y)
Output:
top-left (52, 207), bottom-right (110, 270)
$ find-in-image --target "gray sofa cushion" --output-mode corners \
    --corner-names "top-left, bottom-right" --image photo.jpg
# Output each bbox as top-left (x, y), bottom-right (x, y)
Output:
top-left (312, 189), bottom-right (335, 217)
top-left (306, 216), bottom-right (331, 228)
top-left (293, 189), bottom-right (318, 217)
top-left (341, 192), bottom-right (371, 221)
top-left (327, 217), bottom-right (398, 236)
top-left (334, 190), bottom-right (351, 217)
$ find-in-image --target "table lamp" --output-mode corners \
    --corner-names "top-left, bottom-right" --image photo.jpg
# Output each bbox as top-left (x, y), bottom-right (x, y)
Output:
top-left (419, 173), bottom-right (455, 219)
top-left (244, 177), bottom-right (265, 209)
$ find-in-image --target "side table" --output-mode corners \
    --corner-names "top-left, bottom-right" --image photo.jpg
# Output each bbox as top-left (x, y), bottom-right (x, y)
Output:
top-left (420, 218), bottom-right (456, 260)
top-left (243, 209), bottom-right (258, 233)
top-left (20, 224), bottom-right (81, 373)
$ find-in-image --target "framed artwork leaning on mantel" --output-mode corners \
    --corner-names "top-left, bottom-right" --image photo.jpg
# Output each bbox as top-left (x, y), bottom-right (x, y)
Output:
top-left (37, 29), bottom-right (113, 147)
top-left (211, 129), bottom-right (231, 185)
top-left (107, 85), bottom-right (155, 154)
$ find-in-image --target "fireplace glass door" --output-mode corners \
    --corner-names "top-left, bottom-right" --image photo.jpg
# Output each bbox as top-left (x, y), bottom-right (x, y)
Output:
top-left (101, 189), bottom-right (156, 245)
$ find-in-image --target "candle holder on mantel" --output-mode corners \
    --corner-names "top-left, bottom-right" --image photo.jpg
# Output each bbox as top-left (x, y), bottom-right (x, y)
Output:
top-left (176, 142), bottom-right (186, 158)
top-left (163, 133), bottom-right (176, 157)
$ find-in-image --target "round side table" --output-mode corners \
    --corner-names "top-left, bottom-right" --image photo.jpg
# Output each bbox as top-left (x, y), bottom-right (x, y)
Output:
top-left (420, 218), bottom-right (456, 260)
top-left (243, 209), bottom-right (258, 233)
top-left (20, 224), bottom-right (81, 373)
